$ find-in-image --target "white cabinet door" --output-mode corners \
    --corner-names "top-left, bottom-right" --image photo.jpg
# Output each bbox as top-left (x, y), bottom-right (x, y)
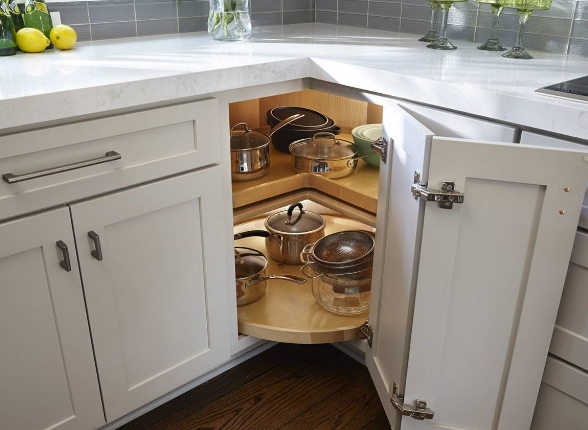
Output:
top-left (367, 104), bottom-right (588, 430)
top-left (0, 208), bottom-right (104, 430)
top-left (520, 131), bottom-right (588, 230)
top-left (402, 138), bottom-right (588, 430)
top-left (70, 167), bottom-right (232, 422)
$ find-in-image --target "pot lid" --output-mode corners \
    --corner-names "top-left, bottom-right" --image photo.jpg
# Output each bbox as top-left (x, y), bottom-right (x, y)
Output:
top-left (235, 247), bottom-right (267, 279)
top-left (270, 106), bottom-right (329, 128)
top-left (289, 132), bottom-right (357, 160)
top-left (230, 123), bottom-right (269, 151)
top-left (266, 202), bottom-right (325, 234)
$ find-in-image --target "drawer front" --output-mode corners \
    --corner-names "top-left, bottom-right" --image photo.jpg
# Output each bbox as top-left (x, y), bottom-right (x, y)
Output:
top-left (0, 98), bottom-right (221, 221)
top-left (550, 230), bottom-right (588, 370)
top-left (531, 356), bottom-right (588, 430)
top-left (520, 131), bottom-right (588, 229)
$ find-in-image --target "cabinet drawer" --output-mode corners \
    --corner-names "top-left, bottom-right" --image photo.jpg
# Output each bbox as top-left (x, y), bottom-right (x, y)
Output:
top-left (0, 98), bottom-right (220, 221)
top-left (550, 230), bottom-right (588, 370)
top-left (531, 356), bottom-right (588, 430)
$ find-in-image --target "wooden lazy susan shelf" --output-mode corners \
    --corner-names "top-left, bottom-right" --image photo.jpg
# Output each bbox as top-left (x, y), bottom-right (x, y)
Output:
top-left (231, 132), bottom-right (380, 215)
top-left (235, 218), bottom-right (372, 344)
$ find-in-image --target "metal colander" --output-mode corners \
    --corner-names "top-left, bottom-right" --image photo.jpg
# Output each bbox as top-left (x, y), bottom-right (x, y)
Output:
top-left (311, 230), bottom-right (375, 267)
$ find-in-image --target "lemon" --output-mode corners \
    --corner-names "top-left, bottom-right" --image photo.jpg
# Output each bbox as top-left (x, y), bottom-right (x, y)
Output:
top-left (50, 25), bottom-right (77, 50)
top-left (16, 28), bottom-right (50, 53)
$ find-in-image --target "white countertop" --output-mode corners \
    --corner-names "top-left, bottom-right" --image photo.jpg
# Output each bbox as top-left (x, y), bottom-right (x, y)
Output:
top-left (1, 23), bottom-right (588, 140)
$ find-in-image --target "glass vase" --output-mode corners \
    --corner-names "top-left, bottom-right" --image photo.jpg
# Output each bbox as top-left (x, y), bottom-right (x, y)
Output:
top-left (208, 0), bottom-right (251, 41)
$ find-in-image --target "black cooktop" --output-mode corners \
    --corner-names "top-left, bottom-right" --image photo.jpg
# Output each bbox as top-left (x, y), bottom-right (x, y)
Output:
top-left (536, 75), bottom-right (588, 102)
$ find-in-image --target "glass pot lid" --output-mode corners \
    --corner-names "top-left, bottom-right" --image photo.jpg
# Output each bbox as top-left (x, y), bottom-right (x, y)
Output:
top-left (289, 132), bottom-right (357, 160)
top-left (234, 247), bottom-right (267, 279)
top-left (266, 202), bottom-right (325, 234)
top-left (230, 123), bottom-right (269, 151)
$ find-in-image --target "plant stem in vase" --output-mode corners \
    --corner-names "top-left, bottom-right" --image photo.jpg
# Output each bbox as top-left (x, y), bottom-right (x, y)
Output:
top-left (208, 0), bottom-right (251, 41)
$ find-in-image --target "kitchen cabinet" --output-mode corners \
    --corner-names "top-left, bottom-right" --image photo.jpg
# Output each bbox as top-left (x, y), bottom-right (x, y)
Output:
top-left (70, 167), bottom-right (232, 422)
top-left (226, 85), bottom-right (588, 430)
top-left (0, 207), bottom-right (104, 430)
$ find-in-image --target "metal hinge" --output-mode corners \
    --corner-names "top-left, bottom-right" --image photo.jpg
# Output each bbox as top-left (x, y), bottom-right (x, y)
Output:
top-left (411, 171), bottom-right (465, 209)
top-left (359, 320), bottom-right (373, 348)
top-left (370, 137), bottom-right (388, 164)
top-left (390, 383), bottom-right (434, 421)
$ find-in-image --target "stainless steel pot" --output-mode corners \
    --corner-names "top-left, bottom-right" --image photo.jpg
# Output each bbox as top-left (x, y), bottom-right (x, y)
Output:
top-left (230, 114), bottom-right (302, 182)
top-left (264, 202), bottom-right (326, 265)
top-left (288, 132), bottom-right (375, 180)
top-left (235, 247), bottom-right (306, 306)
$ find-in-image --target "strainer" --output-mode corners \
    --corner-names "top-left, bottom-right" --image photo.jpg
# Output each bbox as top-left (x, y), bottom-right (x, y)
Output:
top-left (304, 230), bottom-right (375, 268)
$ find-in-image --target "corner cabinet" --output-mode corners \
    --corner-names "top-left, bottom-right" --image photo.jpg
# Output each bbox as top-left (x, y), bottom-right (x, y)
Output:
top-left (70, 168), bottom-right (232, 422)
top-left (0, 208), bottom-right (104, 430)
top-left (226, 82), bottom-right (588, 430)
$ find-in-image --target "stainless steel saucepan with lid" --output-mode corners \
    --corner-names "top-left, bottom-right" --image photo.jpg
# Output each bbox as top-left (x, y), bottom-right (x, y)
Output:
top-left (234, 246), bottom-right (306, 306)
top-left (264, 202), bottom-right (326, 265)
top-left (230, 114), bottom-right (302, 182)
top-left (288, 132), bottom-right (376, 180)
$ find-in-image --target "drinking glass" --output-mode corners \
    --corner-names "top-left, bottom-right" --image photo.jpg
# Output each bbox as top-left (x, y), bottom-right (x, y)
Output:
top-left (476, 0), bottom-right (506, 51)
top-left (501, 0), bottom-right (551, 59)
top-left (427, 0), bottom-right (468, 50)
top-left (419, 1), bottom-right (440, 42)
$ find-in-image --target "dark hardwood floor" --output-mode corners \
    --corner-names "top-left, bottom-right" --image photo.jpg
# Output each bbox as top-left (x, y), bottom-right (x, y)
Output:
top-left (120, 343), bottom-right (390, 430)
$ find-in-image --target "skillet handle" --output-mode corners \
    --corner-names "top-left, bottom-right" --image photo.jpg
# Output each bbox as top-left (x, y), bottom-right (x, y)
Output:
top-left (234, 230), bottom-right (270, 240)
top-left (246, 275), bottom-right (307, 288)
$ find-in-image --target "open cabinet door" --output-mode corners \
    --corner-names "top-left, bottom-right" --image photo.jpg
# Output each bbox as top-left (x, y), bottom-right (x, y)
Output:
top-left (366, 102), bottom-right (434, 429)
top-left (401, 138), bottom-right (588, 430)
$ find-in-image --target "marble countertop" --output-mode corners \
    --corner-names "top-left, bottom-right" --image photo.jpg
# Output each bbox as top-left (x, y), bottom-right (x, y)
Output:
top-left (1, 23), bottom-right (588, 140)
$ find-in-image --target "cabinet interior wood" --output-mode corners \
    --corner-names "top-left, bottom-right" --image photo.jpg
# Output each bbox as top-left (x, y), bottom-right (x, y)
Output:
top-left (230, 92), bottom-right (382, 344)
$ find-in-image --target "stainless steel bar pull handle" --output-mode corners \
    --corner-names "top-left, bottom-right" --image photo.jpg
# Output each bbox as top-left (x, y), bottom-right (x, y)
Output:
top-left (56, 240), bottom-right (72, 272)
top-left (88, 231), bottom-right (103, 261)
top-left (2, 151), bottom-right (121, 184)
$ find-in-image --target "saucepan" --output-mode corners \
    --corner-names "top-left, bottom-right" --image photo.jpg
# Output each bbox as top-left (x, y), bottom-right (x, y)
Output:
top-left (230, 114), bottom-right (303, 182)
top-left (234, 247), bottom-right (306, 306)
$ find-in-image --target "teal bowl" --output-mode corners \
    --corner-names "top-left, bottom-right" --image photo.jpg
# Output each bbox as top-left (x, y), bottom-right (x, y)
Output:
top-left (351, 124), bottom-right (382, 168)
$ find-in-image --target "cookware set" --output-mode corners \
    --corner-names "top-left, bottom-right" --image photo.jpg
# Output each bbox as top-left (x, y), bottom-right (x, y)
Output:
top-left (233, 201), bottom-right (374, 314)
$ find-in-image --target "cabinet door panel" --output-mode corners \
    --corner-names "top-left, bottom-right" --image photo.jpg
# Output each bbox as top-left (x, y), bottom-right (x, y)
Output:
top-left (0, 208), bottom-right (104, 430)
top-left (366, 101), bottom-right (433, 428)
top-left (71, 168), bottom-right (232, 422)
top-left (402, 138), bottom-right (588, 430)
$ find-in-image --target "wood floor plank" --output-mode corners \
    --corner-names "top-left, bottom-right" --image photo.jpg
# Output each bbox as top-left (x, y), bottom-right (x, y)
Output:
top-left (120, 343), bottom-right (389, 430)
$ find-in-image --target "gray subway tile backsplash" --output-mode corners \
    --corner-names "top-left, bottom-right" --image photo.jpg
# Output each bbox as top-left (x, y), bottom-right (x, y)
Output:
top-left (45, 0), bottom-right (588, 57)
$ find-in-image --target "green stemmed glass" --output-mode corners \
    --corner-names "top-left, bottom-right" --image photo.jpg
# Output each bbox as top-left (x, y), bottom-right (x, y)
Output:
top-left (427, 0), bottom-right (468, 50)
top-left (476, 0), bottom-right (506, 51)
top-left (419, 1), bottom-right (440, 42)
top-left (501, 0), bottom-right (551, 59)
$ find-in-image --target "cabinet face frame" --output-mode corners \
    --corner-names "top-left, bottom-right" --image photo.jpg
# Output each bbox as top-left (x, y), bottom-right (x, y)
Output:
top-left (0, 207), bottom-right (104, 430)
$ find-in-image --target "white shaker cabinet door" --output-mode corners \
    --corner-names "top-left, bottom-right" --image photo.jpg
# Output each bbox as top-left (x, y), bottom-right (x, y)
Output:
top-left (401, 138), bottom-right (588, 430)
top-left (70, 167), bottom-right (232, 422)
top-left (0, 207), bottom-right (104, 430)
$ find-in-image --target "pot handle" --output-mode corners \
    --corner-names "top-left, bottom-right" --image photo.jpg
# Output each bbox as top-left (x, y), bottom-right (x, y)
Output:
top-left (312, 132), bottom-right (338, 149)
top-left (267, 114), bottom-right (304, 138)
top-left (286, 202), bottom-right (304, 225)
top-left (301, 263), bottom-right (322, 279)
top-left (234, 230), bottom-right (271, 240)
top-left (231, 123), bottom-right (252, 135)
top-left (346, 151), bottom-right (379, 167)
top-left (246, 275), bottom-right (307, 288)
top-left (300, 243), bottom-right (314, 264)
